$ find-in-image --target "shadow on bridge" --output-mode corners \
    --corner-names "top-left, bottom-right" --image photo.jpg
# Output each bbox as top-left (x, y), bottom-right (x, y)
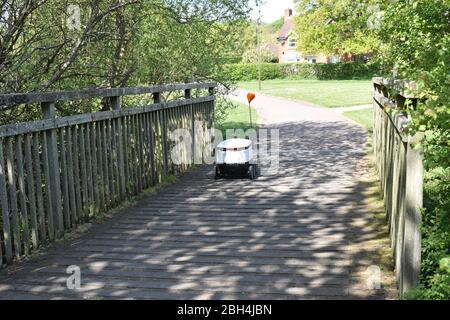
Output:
top-left (0, 121), bottom-right (396, 299)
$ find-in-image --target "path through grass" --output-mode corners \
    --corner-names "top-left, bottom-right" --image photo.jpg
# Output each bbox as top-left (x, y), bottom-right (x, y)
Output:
top-left (239, 79), bottom-right (372, 108)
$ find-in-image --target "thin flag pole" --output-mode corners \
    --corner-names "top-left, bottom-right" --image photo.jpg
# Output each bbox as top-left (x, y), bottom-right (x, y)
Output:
top-left (249, 102), bottom-right (253, 128)
top-left (257, 1), bottom-right (262, 91)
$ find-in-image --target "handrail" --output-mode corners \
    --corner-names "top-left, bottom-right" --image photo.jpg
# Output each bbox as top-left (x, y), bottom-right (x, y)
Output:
top-left (0, 82), bottom-right (217, 109)
top-left (372, 77), bottom-right (423, 295)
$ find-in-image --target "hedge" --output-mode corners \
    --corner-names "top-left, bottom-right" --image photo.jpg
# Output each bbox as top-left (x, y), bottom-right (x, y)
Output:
top-left (220, 62), bottom-right (380, 81)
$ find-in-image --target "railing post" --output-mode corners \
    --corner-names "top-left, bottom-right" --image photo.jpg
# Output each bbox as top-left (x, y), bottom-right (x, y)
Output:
top-left (208, 86), bottom-right (215, 127)
top-left (153, 92), bottom-right (160, 104)
top-left (0, 141), bottom-right (13, 263)
top-left (41, 102), bottom-right (63, 238)
top-left (111, 96), bottom-right (126, 201)
top-left (153, 92), bottom-right (168, 175)
top-left (185, 88), bottom-right (196, 166)
top-left (402, 132), bottom-right (424, 294)
top-left (185, 89), bottom-right (191, 99)
top-left (190, 103), bottom-right (195, 166)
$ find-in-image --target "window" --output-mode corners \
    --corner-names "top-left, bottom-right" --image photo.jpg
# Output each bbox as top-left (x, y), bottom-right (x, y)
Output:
top-left (288, 36), bottom-right (298, 48)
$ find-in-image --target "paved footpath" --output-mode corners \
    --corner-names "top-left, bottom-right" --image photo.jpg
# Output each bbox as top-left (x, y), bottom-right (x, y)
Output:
top-left (0, 90), bottom-right (396, 299)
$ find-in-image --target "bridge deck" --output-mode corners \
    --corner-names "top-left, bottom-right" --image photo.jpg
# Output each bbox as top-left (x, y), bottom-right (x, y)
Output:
top-left (0, 94), bottom-right (397, 299)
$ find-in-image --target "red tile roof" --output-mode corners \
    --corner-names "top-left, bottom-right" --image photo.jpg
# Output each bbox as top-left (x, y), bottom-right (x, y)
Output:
top-left (278, 17), bottom-right (294, 40)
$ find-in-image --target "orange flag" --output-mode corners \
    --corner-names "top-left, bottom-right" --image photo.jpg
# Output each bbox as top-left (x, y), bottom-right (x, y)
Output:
top-left (247, 92), bottom-right (256, 104)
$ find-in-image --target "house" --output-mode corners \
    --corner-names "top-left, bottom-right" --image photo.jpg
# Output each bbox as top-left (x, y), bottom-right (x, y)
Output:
top-left (277, 8), bottom-right (339, 64)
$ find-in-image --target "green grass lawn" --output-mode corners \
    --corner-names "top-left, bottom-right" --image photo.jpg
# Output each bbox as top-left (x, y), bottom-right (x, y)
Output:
top-left (216, 103), bottom-right (259, 133)
top-left (239, 79), bottom-right (372, 108)
top-left (343, 108), bottom-right (374, 133)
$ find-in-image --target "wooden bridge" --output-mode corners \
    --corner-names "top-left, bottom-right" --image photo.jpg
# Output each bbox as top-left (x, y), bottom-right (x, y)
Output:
top-left (0, 80), bottom-right (422, 299)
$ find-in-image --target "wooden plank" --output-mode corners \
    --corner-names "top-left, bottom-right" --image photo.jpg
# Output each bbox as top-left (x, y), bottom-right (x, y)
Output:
top-left (102, 121), bottom-right (112, 208)
top-left (78, 125), bottom-right (89, 220)
top-left (84, 124), bottom-right (94, 217)
top-left (144, 112), bottom-right (151, 188)
top-left (117, 117), bottom-right (126, 200)
top-left (141, 113), bottom-right (148, 188)
top-left (390, 134), bottom-right (399, 251)
top-left (148, 112), bottom-right (156, 186)
top-left (395, 141), bottom-right (407, 290)
top-left (59, 128), bottom-right (70, 228)
top-left (161, 107), bottom-right (169, 175)
top-left (109, 119), bottom-right (116, 202)
top-left (131, 115), bottom-right (138, 194)
top-left (123, 116), bottom-right (130, 195)
top-left (0, 140), bottom-right (13, 262)
top-left (402, 133), bottom-right (424, 294)
top-left (66, 127), bottom-right (77, 226)
top-left (96, 121), bottom-right (106, 213)
top-left (156, 111), bottom-right (162, 183)
top-left (6, 137), bottom-right (21, 258)
top-left (42, 102), bottom-right (63, 238)
top-left (190, 104), bottom-right (195, 166)
top-left (183, 105), bottom-right (189, 170)
top-left (174, 106), bottom-right (180, 173)
top-left (111, 119), bottom-right (120, 203)
top-left (137, 114), bottom-right (144, 191)
top-left (32, 133), bottom-right (46, 241)
top-left (90, 122), bottom-right (99, 215)
top-left (15, 136), bottom-right (30, 255)
top-left (0, 83), bottom-right (217, 109)
top-left (42, 132), bottom-right (55, 240)
top-left (127, 116), bottom-right (135, 195)
top-left (72, 126), bottom-right (82, 224)
top-left (24, 135), bottom-right (38, 249)
top-left (170, 107), bottom-right (176, 173)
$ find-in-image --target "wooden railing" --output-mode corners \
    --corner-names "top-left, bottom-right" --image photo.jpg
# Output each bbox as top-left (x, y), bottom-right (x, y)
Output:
top-left (373, 77), bottom-right (424, 295)
top-left (0, 83), bottom-right (216, 266)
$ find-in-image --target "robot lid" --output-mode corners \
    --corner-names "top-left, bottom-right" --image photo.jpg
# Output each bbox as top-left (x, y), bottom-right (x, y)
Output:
top-left (217, 138), bottom-right (252, 150)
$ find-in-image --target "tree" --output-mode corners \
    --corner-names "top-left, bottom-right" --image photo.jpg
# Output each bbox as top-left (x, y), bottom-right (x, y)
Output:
top-left (234, 16), bottom-right (284, 64)
top-left (0, 0), bottom-right (252, 123)
top-left (293, 0), bottom-right (383, 56)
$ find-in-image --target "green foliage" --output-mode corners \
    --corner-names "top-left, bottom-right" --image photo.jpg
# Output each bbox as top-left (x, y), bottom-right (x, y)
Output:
top-left (294, 0), bottom-right (383, 56)
top-left (235, 17), bottom-right (284, 64)
top-left (414, 166), bottom-right (450, 300)
top-left (221, 63), bottom-right (283, 81)
top-left (378, 0), bottom-right (449, 300)
top-left (241, 44), bottom-right (278, 63)
top-left (221, 62), bottom-right (379, 81)
top-left (270, 17), bottom-right (284, 31)
top-left (0, 0), bottom-right (251, 124)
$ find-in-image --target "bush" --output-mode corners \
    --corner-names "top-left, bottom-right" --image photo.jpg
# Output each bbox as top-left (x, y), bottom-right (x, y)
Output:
top-left (410, 165), bottom-right (450, 299)
top-left (241, 45), bottom-right (278, 64)
top-left (220, 63), bottom-right (284, 82)
top-left (219, 61), bottom-right (379, 81)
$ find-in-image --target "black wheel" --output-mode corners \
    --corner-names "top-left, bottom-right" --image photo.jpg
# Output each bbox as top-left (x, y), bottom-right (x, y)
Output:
top-left (214, 166), bottom-right (220, 179)
top-left (248, 165), bottom-right (255, 180)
